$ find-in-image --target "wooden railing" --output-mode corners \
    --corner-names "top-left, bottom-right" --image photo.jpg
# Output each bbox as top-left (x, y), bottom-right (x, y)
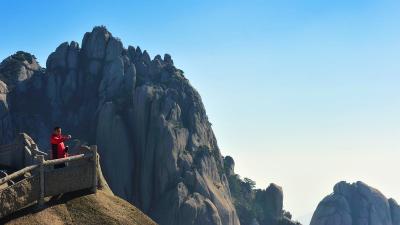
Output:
top-left (0, 145), bottom-right (98, 219)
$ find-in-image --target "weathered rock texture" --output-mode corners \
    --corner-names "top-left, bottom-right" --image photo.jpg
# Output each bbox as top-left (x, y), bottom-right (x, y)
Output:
top-left (310, 181), bottom-right (400, 225)
top-left (0, 51), bottom-right (44, 146)
top-left (0, 26), bottom-right (239, 225)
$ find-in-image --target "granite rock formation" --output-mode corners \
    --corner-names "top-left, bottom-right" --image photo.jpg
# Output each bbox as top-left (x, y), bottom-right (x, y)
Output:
top-left (0, 26), bottom-right (239, 225)
top-left (310, 181), bottom-right (400, 225)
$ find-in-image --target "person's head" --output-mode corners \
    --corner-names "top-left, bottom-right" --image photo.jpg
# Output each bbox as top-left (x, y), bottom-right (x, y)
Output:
top-left (54, 126), bottom-right (62, 135)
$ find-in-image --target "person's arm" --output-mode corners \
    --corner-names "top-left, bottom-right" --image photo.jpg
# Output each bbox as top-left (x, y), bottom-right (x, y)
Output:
top-left (51, 135), bottom-right (69, 144)
top-left (62, 135), bottom-right (72, 140)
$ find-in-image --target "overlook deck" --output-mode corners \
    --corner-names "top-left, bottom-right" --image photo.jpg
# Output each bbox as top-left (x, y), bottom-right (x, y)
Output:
top-left (0, 134), bottom-right (98, 219)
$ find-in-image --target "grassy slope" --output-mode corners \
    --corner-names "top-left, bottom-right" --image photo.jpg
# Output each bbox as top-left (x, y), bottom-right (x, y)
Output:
top-left (0, 189), bottom-right (157, 225)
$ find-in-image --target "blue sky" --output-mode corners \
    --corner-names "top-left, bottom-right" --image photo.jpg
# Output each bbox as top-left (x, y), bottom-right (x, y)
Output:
top-left (2, 0), bottom-right (400, 223)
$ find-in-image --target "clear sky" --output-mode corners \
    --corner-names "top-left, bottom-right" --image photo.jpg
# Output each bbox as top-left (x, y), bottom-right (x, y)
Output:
top-left (1, 1), bottom-right (400, 224)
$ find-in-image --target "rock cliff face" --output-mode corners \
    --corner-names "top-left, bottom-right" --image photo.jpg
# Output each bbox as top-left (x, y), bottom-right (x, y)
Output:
top-left (0, 52), bottom-right (44, 145)
top-left (0, 26), bottom-right (239, 225)
top-left (310, 181), bottom-right (400, 225)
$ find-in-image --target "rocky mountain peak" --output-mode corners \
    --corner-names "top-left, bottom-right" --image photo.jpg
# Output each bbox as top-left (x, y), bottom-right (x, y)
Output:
top-left (0, 51), bottom-right (41, 89)
top-left (82, 25), bottom-right (112, 60)
top-left (311, 181), bottom-right (400, 225)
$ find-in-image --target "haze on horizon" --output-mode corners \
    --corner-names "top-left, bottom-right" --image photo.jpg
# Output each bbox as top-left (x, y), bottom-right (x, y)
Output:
top-left (1, 1), bottom-right (400, 224)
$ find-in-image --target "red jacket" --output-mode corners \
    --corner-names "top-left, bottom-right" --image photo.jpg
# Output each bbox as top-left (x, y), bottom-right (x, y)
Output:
top-left (50, 134), bottom-right (70, 159)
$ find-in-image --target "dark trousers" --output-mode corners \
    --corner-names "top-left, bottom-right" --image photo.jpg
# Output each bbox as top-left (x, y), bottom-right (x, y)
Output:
top-left (52, 144), bottom-right (65, 169)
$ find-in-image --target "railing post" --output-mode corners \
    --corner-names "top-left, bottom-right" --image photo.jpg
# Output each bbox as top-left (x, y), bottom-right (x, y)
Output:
top-left (30, 143), bottom-right (38, 164)
top-left (90, 145), bottom-right (98, 193)
top-left (37, 155), bottom-right (45, 206)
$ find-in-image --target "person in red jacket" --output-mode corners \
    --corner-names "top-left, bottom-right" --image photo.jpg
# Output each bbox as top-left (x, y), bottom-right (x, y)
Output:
top-left (50, 126), bottom-right (71, 168)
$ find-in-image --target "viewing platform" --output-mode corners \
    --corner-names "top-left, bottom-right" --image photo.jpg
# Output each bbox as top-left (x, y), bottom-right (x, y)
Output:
top-left (0, 133), bottom-right (98, 219)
